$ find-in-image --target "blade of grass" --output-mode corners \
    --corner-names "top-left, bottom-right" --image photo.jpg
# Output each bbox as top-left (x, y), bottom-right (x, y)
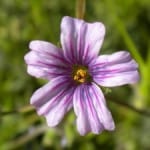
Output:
top-left (3, 125), bottom-right (48, 150)
top-left (106, 0), bottom-right (144, 68)
top-left (114, 18), bottom-right (144, 68)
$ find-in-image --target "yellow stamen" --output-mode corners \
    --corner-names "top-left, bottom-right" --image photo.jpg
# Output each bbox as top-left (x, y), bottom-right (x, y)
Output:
top-left (73, 69), bottom-right (87, 83)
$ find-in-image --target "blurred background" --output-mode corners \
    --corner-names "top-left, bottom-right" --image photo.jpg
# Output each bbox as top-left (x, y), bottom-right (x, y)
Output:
top-left (0, 0), bottom-right (150, 149)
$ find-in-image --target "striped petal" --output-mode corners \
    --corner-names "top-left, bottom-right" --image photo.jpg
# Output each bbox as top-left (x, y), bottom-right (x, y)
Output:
top-left (37, 87), bottom-right (75, 127)
top-left (30, 76), bottom-right (71, 108)
top-left (61, 16), bottom-right (105, 65)
top-left (90, 83), bottom-right (115, 130)
top-left (90, 51), bottom-right (139, 87)
top-left (24, 40), bottom-right (69, 79)
top-left (73, 83), bottom-right (114, 135)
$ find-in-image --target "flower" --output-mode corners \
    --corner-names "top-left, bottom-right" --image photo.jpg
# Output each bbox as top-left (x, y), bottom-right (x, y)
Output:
top-left (24, 16), bottom-right (139, 135)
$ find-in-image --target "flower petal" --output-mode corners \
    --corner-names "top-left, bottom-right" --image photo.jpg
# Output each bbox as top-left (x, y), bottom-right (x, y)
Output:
top-left (90, 51), bottom-right (139, 87)
top-left (61, 16), bottom-right (105, 65)
top-left (37, 87), bottom-right (75, 127)
top-left (90, 83), bottom-right (115, 130)
top-left (24, 40), bottom-right (69, 79)
top-left (30, 76), bottom-right (71, 108)
top-left (29, 40), bottom-right (62, 56)
top-left (73, 85), bottom-right (92, 135)
top-left (73, 83), bottom-right (113, 135)
top-left (24, 50), bottom-right (70, 79)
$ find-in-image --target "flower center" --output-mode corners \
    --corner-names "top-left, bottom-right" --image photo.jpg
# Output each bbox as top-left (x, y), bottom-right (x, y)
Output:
top-left (72, 65), bottom-right (92, 84)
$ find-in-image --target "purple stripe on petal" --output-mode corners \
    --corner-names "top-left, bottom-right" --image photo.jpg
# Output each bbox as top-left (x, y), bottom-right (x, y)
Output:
top-left (29, 40), bottom-right (71, 66)
top-left (73, 85), bottom-right (91, 135)
top-left (24, 47), bottom-right (71, 80)
top-left (37, 85), bottom-right (72, 115)
top-left (28, 64), bottom-right (71, 78)
top-left (44, 87), bottom-right (75, 127)
top-left (73, 84), bottom-right (104, 135)
top-left (27, 65), bottom-right (51, 79)
top-left (91, 59), bottom-right (138, 74)
top-left (61, 16), bottom-right (105, 65)
top-left (30, 76), bottom-right (71, 107)
top-left (89, 51), bottom-right (139, 87)
top-left (84, 85), bottom-right (104, 133)
top-left (94, 71), bottom-right (139, 87)
top-left (90, 51), bottom-right (132, 68)
top-left (90, 83), bottom-right (115, 130)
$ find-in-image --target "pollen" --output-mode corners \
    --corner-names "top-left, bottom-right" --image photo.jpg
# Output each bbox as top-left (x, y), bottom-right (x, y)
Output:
top-left (72, 66), bottom-right (92, 84)
top-left (73, 69), bottom-right (87, 83)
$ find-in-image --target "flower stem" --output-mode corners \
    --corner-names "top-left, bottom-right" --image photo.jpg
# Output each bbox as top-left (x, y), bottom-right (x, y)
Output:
top-left (76, 0), bottom-right (86, 19)
top-left (4, 125), bottom-right (48, 150)
top-left (0, 105), bottom-right (34, 116)
top-left (108, 96), bottom-right (150, 117)
top-left (1, 100), bottom-right (150, 118)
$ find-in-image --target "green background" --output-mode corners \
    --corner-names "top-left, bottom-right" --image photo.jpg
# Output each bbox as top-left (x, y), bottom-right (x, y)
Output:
top-left (0, 0), bottom-right (150, 149)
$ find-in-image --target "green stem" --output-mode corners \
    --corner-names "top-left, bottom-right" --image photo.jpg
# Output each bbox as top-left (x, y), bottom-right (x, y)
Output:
top-left (1, 99), bottom-right (150, 118)
top-left (0, 105), bottom-right (34, 116)
top-left (115, 18), bottom-right (144, 68)
top-left (76, 0), bottom-right (86, 19)
top-left (106, 0), bottom-right (144, 68)
top-left (4, 125), bottom-right (48, 150)
top-left (108, 96), bottom-right (150, 117)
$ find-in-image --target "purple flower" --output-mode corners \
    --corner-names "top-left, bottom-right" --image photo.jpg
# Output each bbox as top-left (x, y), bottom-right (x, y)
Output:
top-left (24, 16), bottom-right (139, 135)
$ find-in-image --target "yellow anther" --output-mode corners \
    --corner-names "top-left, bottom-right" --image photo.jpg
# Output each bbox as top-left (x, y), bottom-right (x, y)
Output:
top-left (73, 69), bottom-right (88, 83)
